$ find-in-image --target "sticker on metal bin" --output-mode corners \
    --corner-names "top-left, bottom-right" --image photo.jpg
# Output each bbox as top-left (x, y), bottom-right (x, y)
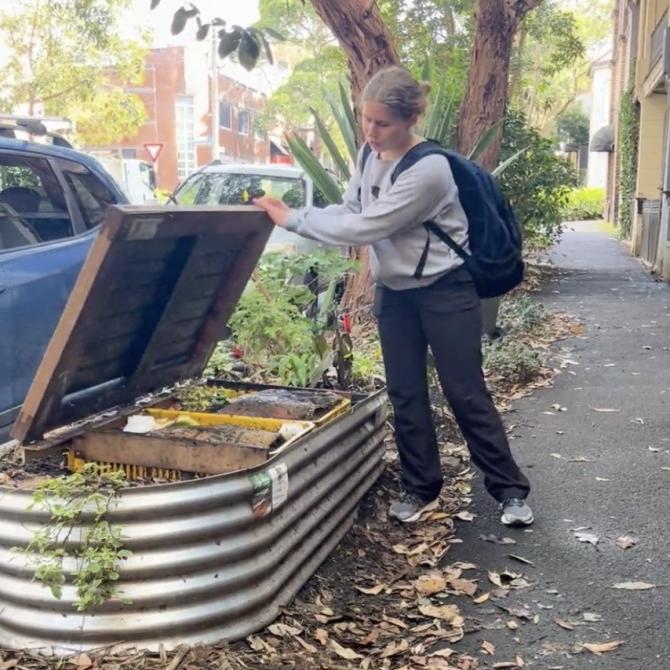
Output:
top-left (249, 463), bottom-right (289, 518)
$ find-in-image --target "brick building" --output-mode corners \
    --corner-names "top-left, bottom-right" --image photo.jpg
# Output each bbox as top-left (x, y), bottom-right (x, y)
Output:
top-left (93, 46), bottom-right (272, 191)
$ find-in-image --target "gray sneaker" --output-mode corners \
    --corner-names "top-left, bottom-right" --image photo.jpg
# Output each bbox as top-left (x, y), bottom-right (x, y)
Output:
top-left (500, 498), bottom-right (534, 526)
top-left (389, 493), bottom-right (439, 523)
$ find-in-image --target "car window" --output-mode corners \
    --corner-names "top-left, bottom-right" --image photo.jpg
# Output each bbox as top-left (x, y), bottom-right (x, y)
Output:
top-left (176, 172), bottom-right (307, 207)
top-left (0, 153), bottom-right (73, 250)
top-left (59, 159), bottom-right (117, 230)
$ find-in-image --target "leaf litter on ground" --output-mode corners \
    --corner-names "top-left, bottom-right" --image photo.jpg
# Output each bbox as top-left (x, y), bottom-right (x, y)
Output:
top-left (0, 288), bottom-right (583, 669)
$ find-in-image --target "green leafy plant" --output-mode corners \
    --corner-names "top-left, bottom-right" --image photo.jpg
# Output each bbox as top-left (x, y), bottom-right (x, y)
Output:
top-left (225, 249), bottom-right (358, 386)
top-left (484, 339), bottom-right (543, 386)
top-left (497, 294), bottom-right (547, 336)
top-left (17, 464), bottom-right (130, 611)
top-left (498, 110), bottom-right (578, 248)
top-left (617, 62), bottom-right (639, 240)
top-left (560, 187), bottom-right (604, 221)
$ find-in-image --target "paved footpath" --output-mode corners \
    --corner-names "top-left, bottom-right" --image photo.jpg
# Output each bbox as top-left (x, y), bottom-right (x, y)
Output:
top-left (447, 221), bottom-right (670, 669)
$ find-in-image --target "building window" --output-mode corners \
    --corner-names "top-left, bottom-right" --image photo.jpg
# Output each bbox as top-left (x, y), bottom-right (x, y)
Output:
top-left (237, 109), bottom-right (250, 135)
top-left (121, 148), bottom-right (137, 159)
top-left (219, 100), bottom-right (232, 129)
top-left (175, 96), bottom-right (196, 180)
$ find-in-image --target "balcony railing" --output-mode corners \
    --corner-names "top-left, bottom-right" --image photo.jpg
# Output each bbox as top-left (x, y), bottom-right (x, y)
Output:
top-left (649, 10), bottom-right (668, 72)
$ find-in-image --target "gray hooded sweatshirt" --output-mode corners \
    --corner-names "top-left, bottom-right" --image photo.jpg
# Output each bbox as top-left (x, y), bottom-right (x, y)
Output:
top-left (284, 144), bottom-right (470, 291)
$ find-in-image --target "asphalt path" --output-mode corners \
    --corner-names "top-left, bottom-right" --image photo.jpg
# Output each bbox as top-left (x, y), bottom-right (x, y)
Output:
top-left (446, 222), bottom-right (670, 669)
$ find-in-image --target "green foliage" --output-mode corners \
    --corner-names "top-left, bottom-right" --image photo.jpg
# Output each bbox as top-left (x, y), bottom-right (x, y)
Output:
top-left (351, 346), bottom-right (385, 391)
top-left (0, 0), bottom-right (150, 147)
top-left (379, 0), bottom-right (472, 89)
top-left (555, 105), bottom-right (590, 147)
top-left (226, 250), bottom-right (358, 386)
top-left (497, 294), bottom-right (546, 336)
top-left (483, 339), bottom-right (543, 386)
top-left (561, 187), bottom-right (604, 221)
top-left (499, 111), bottom-right (578, 248)
top-left (483, 293), bottom-right (546, 386)
top-left (17, 464), bottom-right (130, 611)
top-left (617, 65), bottom-right (639, 240)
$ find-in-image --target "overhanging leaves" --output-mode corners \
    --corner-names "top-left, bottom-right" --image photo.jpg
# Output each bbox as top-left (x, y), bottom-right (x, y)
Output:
top-left (239, 30), bottom-right (261, 71)
top-left (285, 133), bottom-right (343, 205)
top-left (310, 107), bottom-right (351, 181)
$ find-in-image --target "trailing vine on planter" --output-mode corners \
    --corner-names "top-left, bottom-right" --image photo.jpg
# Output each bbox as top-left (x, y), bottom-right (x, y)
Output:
top-left (17, 463), bottom-right (131, 611)
top-left (617, 62), bottom-right (640, 240)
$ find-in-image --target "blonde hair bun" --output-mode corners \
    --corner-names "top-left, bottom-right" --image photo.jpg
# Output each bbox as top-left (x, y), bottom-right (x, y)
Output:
top-left (362, 66), bottom-right (430, 120)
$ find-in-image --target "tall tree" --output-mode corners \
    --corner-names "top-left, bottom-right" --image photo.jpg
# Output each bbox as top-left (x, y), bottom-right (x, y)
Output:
top-left (308, 0), bottom-right (399, 105)
top-left (0, 0), bottom-right (149, 146)
top-left (455, 0), bottom-right (544, 168)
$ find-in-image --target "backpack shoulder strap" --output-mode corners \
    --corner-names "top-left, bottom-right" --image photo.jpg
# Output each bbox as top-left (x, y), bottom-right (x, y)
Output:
top-left (390, 140), bottom-right (449, 184)
top-left (357, 143), bottom-right (373, 203)
top-left (359, 142), bottom-right (373, 174)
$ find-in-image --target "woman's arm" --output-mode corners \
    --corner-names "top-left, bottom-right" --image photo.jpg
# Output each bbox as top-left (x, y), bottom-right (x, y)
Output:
top-left (279, 154), bottom-right (454, 246)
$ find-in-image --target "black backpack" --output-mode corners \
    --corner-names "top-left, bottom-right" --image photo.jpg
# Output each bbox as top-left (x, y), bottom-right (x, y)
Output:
top-left (360, 140), bottom-right (524, 298)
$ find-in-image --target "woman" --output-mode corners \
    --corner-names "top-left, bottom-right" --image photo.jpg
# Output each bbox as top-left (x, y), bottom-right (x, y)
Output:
top-left (255, 66), bottom-right (533, 527)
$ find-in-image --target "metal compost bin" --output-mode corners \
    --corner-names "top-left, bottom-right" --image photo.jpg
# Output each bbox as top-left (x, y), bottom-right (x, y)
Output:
top-left (0, 206), bottom-right (388, 654)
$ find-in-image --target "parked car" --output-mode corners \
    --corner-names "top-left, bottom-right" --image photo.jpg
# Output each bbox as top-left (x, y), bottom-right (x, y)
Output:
top-left (172, 162), bottom-right (329, 254)
top-left (0, 118), bottom-right (128, 444)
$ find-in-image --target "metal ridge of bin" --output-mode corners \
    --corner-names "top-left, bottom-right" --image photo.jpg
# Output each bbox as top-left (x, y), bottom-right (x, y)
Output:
top-left (0, 390), bottom-right (388, 654)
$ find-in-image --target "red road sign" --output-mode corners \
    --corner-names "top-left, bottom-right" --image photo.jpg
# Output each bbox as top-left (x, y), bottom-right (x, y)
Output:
top-left (144, 143), bottom-right (163, 162)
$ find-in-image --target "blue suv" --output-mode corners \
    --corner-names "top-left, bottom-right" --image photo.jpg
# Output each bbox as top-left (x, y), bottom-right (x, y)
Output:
top-left (0, 118), bottom-right (127, 443)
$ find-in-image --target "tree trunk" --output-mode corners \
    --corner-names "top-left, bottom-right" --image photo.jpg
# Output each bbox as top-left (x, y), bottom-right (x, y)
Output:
top-left (309, 0), bottom-right (399, 106)
top-left (455, 0), bottom-right (544, 170)
top-left (309, 0), bottom-right (399, 316)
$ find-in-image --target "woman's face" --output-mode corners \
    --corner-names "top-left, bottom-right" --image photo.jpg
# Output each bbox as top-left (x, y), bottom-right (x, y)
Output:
top-left (361, 101), bottom-right (416, 154)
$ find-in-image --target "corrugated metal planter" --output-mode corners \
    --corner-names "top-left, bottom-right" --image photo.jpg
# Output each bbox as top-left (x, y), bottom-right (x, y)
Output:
top-left (0, 389), bottom-right (387, 654)
top-left (2, 207), bottom-right (388, 654)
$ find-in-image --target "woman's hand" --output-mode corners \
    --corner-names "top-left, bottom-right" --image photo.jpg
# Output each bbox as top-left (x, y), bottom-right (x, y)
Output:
top-left (253, 196), bottom-right (291, 227)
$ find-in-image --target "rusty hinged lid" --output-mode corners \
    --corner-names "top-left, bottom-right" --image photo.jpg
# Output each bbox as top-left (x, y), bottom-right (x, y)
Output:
top-left (12, 205), bottom-right (273, 444)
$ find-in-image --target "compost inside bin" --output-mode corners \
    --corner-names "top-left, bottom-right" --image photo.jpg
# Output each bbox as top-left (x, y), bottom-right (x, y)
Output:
top-left (173, 386), bottom-right (346, 420)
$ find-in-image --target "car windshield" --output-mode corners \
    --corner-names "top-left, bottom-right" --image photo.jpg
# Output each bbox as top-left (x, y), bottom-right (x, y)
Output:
top-left (176, 172), bottom-right (307, 207)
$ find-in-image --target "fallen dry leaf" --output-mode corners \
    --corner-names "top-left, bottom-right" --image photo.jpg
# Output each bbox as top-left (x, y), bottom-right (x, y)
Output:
top-left (383, 614), bottom-right (409, 629)
top-left (314, 628), bottom-right (328, 646)
top-left (488, 570), bottom-right (503, 587)
top-left (449, 577), bottom-right (478, 596)
top-left (473, 592), bottom-right (490, 604)
top-left (583, 612), bottom-right (602, 622)
top-left (581, 640), bottom-right (624, 655)
top-left (330, 639), bottom-right (363, 660)
top-left (268, 622), bottom-right (302, 637)
top-left (380, 639), bottom-right (409, 658)
top-left (508, 554), bottom-right (534, 566)
top-left (506, 620), bottom-right (518, 631)
top-left (615, 535), bottom-right (639, 550)
top-left (612, 581), bottom-right (655, 590)
top-left (516, 655), bottom-right (525, 667)
top-left (554, 618), bottom-right (575, 630)
top-left (295, 636), bottom-right (318, 653)
top-left (480, 534), bottom-right (516, 545)
top-left (73, 655), bottom-right (93, 670)
top-left (592, 408), bottom-right (620, 413)
top-left (429, 648), bottom-right (455, 658)
top-left (455, 511), bottom-right (475, 522)
top-left (414, 571), bottom-right (447, 595)
top-left (418, 602), bottom-right (461, 623)
top-left (246, 635), bottom-right (275, 654)
top-left (481, 640), bottom-right (496, 655)
top-left (355, 582), bottom-right (385, 595)
top-left (574, 530), bottom-right (599, 546)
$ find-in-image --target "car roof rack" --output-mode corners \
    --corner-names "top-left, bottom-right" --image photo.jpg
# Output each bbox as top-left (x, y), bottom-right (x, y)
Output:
top-left (0, 114), bottom-right (73, 148)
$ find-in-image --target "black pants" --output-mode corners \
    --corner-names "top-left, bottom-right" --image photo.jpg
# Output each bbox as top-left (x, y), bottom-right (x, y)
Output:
top-left (374, 266), bottom-right (530, 503)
